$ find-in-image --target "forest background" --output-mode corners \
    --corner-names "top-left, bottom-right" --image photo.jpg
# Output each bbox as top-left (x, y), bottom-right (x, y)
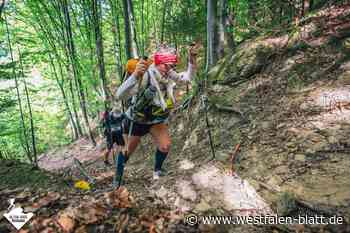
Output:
top-left (0, 0), bottom-right (343, 166)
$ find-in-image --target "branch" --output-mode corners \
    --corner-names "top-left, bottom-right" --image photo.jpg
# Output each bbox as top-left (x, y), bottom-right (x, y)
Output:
top-left (213, 103), bottom-right (243, 116)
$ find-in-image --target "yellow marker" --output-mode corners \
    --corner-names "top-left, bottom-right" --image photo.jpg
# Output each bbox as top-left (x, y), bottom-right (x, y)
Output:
top-left (74, 180), bottom-right (91, 190)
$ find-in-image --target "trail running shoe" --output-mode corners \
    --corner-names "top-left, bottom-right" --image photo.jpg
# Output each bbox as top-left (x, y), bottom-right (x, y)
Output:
top-left (104, 160), bottom-right (112, 166)
top-left (153, 170), bottom-right (162, 180)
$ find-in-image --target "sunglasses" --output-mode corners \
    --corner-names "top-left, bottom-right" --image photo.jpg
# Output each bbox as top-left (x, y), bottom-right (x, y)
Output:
top-left (164, 63), bottom-right (176, 70)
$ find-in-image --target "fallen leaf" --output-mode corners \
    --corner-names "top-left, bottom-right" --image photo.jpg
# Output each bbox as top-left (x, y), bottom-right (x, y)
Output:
top-left (149, 224), bottom-right (157, 233)
top-left (16, 190), bottom-right (32, 201)
top-left (56, 213), bottom-right (75, 233)
top-left (75, 226), bottom-right (88, 233)
top-left (31, 192), bottom-right (61, 210)
top-left (18, 230), bottom-right (29, 233)
top-left (41, 227), bottom-right (56, 233)
top-left (74, 203), bottom-right (108, 224)
top-left (95, 171), bottom-right (114, 182)
top-left (105, 187), bottom-right (134, 208)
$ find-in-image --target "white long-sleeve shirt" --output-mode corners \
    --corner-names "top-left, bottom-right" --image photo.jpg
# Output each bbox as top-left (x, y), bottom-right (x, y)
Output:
top-left (116, 63), bottom-right (194, 124)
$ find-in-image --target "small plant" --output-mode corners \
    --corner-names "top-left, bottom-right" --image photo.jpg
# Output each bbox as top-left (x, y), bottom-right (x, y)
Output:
top-left (276, 191), bottom-right (297, 216)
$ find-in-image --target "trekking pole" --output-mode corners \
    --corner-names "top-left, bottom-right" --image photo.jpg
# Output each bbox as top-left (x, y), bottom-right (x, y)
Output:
top-left (74, 158), bottom-right (96, 184)
top-left (201, 94), bottom-right (216, 160)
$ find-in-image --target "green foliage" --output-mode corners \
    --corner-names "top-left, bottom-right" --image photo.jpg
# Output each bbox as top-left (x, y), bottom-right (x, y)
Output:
top-left (0, 159), bottom-right (69, 189)
top-left (0, 89), bottom-right (16, 111)
top-left (0, 0), bottom-right (343, 164)
top-left (277, 192), bottom-right (297, 216)
top-left (230, 0), bottom-right (249, 41)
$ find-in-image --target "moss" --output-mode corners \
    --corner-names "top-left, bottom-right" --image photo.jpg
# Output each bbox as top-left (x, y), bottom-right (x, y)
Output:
top-left (0, 159), bottom-right (68, 190)
top-left (276, 192), bottom-right (297, 216)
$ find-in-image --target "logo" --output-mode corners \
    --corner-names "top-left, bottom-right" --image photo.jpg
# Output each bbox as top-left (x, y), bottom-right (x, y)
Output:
top-left (3, 198), bottom-right (34, 230)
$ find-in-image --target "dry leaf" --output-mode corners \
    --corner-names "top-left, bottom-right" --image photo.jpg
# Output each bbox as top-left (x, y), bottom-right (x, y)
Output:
top-left (75, 226), bottom-right (88, 233)
top-left (56, 213), bottom-right (75, 233)
top-left (149, 224), bottom-right (157, 233)
top-left (16, 190), bottom-right (32, 200)
top-left (95, 171), bottom-right (114, 182)
top-left (41, 227), bottom-right (56, 233)
top-left (30, 217), bottom-right (53, 232)
top-left (32, 192), bottom-right (61, 210)
top-left (75, 203), bottom-right (108, 224)
top-left (105, 187), bottom-right (134, 208)
top-left (18, 230), bottom-right (29, 233)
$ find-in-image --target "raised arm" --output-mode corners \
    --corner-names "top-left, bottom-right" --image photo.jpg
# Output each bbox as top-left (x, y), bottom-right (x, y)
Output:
top-left (116, 60), bottom-right (148, 100)
top-left (168, 43), bottom-right (198, 83)
top-left (168, 63), bottom-right (194, 83)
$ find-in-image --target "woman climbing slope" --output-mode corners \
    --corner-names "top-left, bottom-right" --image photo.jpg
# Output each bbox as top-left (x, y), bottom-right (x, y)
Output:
top-left (116, 44), bottom-right (198, 182)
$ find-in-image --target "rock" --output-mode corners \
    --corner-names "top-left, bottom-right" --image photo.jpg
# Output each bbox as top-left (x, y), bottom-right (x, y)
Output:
top-left (261, 121), bottom-right (271, 130)
top-left (177, 122), bottom-right (184, 132)
top-left (295, 154), bottom-right (306, 162)
top-left (179, 159), bottom-right (195, 170)
top-left (194, 199), bottom-right (211, 212)
top-left (276, 123), bottom-right (286, 129)
top-left (176, 180), bottom-right (197, 202)
top-left (286, 142), bottom-right (295, 148)
top-left (327, 135), bottom-right (338, 144)
top-left (266, 176), bottom-right (283, 192)
top-left (183, 128), bottom-right (199, 151)
top-left (274, 165), bottom-right (289, 175)
top-left (305, 148), bottom-right (315, 154)
top-left (174, 197), bottom-right (191, 212)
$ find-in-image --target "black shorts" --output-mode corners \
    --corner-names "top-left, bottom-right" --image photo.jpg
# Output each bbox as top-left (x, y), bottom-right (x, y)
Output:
top-left (123, 118), bottom-right (158, 137)
top-left (106, 130), bottom-right (125, 149)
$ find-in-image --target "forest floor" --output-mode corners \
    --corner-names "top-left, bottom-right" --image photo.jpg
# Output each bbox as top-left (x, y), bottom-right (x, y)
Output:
top-left (1, 4), bottom-right (350, 233)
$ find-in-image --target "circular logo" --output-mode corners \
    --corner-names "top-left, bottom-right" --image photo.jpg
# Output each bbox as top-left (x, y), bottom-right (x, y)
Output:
top-left (184, 214), bottom-right (198, 226)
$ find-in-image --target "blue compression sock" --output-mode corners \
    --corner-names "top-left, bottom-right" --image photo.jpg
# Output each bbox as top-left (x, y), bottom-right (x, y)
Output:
top-left (116, 152), bottom-right (125, 177)
top-left (154, 149), bottom-right (168, 172)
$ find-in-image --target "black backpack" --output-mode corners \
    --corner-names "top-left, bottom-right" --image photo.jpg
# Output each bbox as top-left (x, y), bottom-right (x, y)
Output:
top-left (103, 110), bottom-right (124, 136)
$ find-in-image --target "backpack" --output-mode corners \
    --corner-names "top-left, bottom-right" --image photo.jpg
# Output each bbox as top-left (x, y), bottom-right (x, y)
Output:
top-left (121, 57), bottom-right (153, 110)
top-left (102, 110), bottom-right (124, 136)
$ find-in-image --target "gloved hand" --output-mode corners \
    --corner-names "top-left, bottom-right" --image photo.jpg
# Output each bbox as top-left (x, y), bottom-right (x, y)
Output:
top-left (133, 59), bottom-right (148, 78)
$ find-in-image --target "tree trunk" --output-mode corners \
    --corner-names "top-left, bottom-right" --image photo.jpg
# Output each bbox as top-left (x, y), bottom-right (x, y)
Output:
top-left (4, 14), bottom-right (33, 163)
top-left (29, 5), bottom-right (83, 139)
top-left (109, 0), bottom-right (123, 82)
top-left (128, 0), bottom-right (139, 57)
top-left (160, 0), bottom-right (167, 43)
top-left (19, 53), bottom-right (38, 167)
top-left (0, 0), bottom-right (5, 19)
top-left (68, 77), bottom-right (83, 136)
top-left (49, 54), bottom-right (79, 140)
top-left (223, 0), bottom-right (235, 53)
top-left (92, 0), bottom-right (109, 109)
top-left (206, 0), bottom-right (218, 69)
top-left (122, 0), bottom-right (139, 58)
top-left (217, 0), bottom-right (226, 58)
top-left (61, 0), bottom-right (96, 146)
top-left (141, 0), bottom-right (145, 55)
top-left (122, 0), bottom-right (132, 59)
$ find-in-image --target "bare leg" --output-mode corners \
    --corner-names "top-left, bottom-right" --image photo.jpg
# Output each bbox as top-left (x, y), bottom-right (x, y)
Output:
top-left (150, 123), bottom-right (171, 177)
top-left (104, 149), bottom-right (110, 161)
top-left (123, 135), bottom-right (141, 159)
top-left (150, 123), bottom-right (171, 153)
